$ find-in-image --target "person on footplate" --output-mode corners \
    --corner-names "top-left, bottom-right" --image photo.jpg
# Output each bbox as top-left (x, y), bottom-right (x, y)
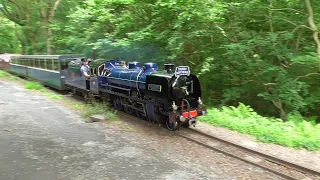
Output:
top-left (80, 57), bottom-right (90, 90)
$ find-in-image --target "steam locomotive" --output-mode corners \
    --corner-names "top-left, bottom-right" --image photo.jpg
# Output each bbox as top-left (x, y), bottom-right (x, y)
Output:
top-left (1, 54), bottom-right (207, 130)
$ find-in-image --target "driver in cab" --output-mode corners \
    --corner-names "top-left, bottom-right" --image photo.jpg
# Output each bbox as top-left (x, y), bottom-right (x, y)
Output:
top-left (80, 57), bottom-right (90, 78)
top-left (80, 57), bottom-right (91, 90)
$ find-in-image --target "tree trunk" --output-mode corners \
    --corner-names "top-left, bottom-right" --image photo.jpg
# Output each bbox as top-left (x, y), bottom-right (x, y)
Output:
top-left (268, 0), bottom-right (274, 32)
top-left (45, 0), bottom-right (62, 55)
top-left (47, 28), bottom-right (53, 54)
top-left (304, 0), bottom-right (320, 71)
top-left (272, 100), bottom-right (288, 121)
top-left (14, 23), bottom-right (26, 54)
top-left (26, 30), bottom-right (38, 54)
top-left (21, 42), bottom-right (26, 55)
top-left (280, 108), bottom-right (288, 121)
top-left (47, 20), bottom-right (53, 55)
top-left (30, 38), bottom-right (37, 54)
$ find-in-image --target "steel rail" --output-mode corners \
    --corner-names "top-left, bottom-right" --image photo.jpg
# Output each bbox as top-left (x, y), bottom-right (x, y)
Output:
top-left (176, 127), bottom-right (320, 180)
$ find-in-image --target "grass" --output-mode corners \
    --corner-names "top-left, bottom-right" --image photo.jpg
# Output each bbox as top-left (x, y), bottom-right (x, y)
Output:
top-left (82, 101), bottom-right (118, 120)
top-left (198, 103), bottom-right (320, 151)
top-left (24, 81), bottom-right (117, 120)
top-left (46, 92), bottom-right (63, 99)
top-left (25, 81), bottom-right (44, 90)
top-left (64, 100), bottom-right (118, 121)
top-left (0, 70), bottom-right (27, 84)
top-left (25, 81), bottom-right (118, 121)
top-left (24, 81), bottom-right (63, 100)
top-left (10, 76), bottom-right (19, 80)
top-left (0, 70), bottom-right (10, 77)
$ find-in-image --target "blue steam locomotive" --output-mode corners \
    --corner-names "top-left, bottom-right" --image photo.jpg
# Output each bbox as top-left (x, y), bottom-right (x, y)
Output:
top-left (2, 55), bottom-right (207, 131)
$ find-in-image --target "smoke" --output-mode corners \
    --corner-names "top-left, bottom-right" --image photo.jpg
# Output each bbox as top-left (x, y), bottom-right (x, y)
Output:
top-left (93, 38), bottom-right (168, 64)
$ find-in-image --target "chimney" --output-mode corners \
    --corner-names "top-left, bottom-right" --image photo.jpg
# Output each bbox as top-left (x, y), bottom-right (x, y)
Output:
top-left (164, 63), bottom-right (174, 73)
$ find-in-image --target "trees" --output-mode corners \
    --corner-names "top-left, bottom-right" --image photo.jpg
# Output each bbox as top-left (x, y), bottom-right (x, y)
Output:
top-left (39, 0), bottom-right (63, 54)
top-left (0, 17), bottom-right (20, 53)
top-left (187, 0), bottom-right (320, 120)
top-left (0, 0), bottom-right (69, 54)
top-left (0, 0), bottom-right (38, 53)
top-left (0, 0), bottom-right (319, 119)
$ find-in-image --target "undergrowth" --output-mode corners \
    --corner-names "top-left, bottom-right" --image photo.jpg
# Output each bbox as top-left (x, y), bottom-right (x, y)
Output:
top-left (0, 70), bottom-right (10, 77)
top-left (81, 101), bottom-right (118, 121)
top-left (25, 81), bottom-right (44, 90)
top-left (0, 70), bottom-right (25, 84)
top-left (24, 82), bottom-right (63, 100)
top-left (24, 80), bottom-right (116, 120)
top-left (198, 103), bottom-right (320, 151)
top-left (65, 100), bottom-right (117, 122)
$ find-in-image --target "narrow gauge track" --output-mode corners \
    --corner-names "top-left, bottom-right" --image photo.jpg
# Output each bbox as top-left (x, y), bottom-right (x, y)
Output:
top-left (176, 128), bottom-right (320, 180)
top-left (52, 90), bottom-right (320, 180)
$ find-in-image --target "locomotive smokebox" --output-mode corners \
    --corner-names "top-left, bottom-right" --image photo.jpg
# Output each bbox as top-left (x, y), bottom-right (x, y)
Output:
top-left (164, 63), bottom-right (174, 73)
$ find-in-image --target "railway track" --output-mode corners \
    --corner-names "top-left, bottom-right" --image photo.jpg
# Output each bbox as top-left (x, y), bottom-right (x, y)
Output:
top-left (62, 92), bottom-right (320, 180)
top-left (176, 127), bottom-right (320, 180)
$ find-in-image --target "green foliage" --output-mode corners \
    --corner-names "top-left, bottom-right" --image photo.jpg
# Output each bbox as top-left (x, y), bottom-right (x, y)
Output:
top-left (0, 70), bottom-right (10, 78)
top-left (82, 101), bottom-right (117, 121)
top-left (199, 103), bottom-right (320, 151)
top-left (291, 53), bottom-right (320, 66)
top-left (25, 81), bottom-right (62, 99)
top-left (10, 76), bottom-right (19, 80)
top-left (45, 92), bottom-right (63, 100)
top-left (0, 18), bottom-right (20, 53)
top-left (25, 82), bottom-right (44, 90)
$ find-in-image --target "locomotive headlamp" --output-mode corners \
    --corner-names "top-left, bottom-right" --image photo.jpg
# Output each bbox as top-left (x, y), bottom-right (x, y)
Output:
top-left (172, 101), bottom-right (178, 113)
top-left (198, 97), bottom-right (203, 105)
top-left (179, 115), bottom-right (186, 122)
top-left (198, 97), bottom-right (203, 108)
top-left (181, 86), bottom-right (189, 95)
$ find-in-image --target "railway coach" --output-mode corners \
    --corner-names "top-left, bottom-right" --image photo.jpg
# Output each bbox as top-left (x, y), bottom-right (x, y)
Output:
top-left (0, 53), bottom-right (20, 71)
top-left (9, 55), bottom-right (82, 90)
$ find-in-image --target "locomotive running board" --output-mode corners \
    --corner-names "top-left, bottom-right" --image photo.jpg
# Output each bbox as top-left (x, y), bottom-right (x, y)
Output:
top-left (99, 88), bottom-right (159, 106)
top-left (65, 82), bottom-right (87, 90)
top-left (100, 84), bottom-right (130, 91)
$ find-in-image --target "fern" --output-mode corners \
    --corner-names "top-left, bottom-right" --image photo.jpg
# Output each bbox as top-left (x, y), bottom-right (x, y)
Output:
top-left (199, 103), bottom-right (320, 151)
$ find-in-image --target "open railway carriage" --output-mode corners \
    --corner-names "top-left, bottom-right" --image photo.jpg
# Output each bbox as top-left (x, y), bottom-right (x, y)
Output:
top-left (9, 55), bottom-right (82, 90)
top-left (65, 58), bottom-right (207, 130)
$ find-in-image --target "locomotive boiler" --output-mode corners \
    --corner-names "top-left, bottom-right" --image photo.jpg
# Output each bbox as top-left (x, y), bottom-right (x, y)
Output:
top-left (96, 61), bottom-right (207, 130)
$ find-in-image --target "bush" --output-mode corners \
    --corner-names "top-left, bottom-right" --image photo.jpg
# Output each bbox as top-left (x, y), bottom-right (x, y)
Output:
top-left (198, 103), bottom-right (320, 151)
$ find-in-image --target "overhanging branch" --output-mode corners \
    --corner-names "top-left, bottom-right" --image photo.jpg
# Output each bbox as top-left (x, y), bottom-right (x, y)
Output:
top-left (294, 72), bottom-right (320, 81)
